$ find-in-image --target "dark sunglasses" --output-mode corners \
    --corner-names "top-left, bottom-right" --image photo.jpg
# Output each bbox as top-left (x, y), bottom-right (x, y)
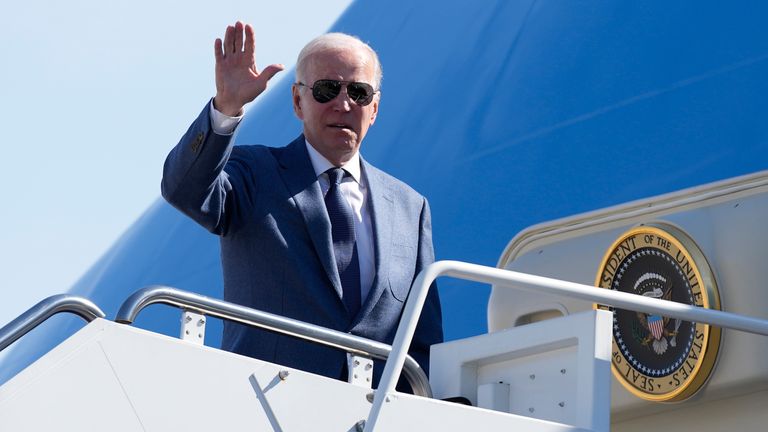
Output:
top-left (297, 79), bottom-right (377, 106)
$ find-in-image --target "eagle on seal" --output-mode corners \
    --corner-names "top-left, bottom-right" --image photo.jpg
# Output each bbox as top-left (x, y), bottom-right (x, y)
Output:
top-left (635, 274), bottom-right (676, 355)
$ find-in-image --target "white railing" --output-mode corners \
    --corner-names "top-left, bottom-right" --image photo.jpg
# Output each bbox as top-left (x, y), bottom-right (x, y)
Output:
top-left (364, 260), bottom-right (768, 431)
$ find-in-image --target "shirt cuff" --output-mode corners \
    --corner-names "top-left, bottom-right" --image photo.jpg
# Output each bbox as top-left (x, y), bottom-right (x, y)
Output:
top-left (209, 100), bottom-right (243, 135)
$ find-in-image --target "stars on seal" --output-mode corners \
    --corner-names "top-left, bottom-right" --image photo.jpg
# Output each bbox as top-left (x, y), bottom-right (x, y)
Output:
top-left (608, 246), bottom-right (700, 378)
top-left (597, 227), bottom-right (720, 401)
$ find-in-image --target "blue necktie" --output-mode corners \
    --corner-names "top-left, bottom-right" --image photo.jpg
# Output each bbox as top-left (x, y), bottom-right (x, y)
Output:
top-left (324, 168), bottom-right (361, 318)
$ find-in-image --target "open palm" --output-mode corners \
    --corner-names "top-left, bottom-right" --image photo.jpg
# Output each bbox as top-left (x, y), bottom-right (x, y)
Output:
top-left (213, 22), bottom-right (284, 116)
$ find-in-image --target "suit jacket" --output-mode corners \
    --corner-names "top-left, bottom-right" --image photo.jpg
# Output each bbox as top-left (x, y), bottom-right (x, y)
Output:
top-left (161, 103), bottom-right (443, 384)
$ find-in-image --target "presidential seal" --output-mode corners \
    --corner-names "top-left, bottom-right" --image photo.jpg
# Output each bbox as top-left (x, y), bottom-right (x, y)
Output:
top-left (595, 224), bottom-right (721, 402)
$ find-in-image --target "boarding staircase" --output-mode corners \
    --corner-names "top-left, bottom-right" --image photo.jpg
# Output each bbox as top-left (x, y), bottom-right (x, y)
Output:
top-left (2, 260), bottom-right (767, 431)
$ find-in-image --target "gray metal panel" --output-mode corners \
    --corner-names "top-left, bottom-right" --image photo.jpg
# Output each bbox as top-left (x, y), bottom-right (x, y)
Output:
top-left (0, 322), bottom-right (145, 431)
top-left (371, 392), bottom-right (590, 432)
top-left (0, 318), bottom-right (598, 431)
top-left (431, 310), bottom-right (611, 431)
top-left (0, 319), bottom-right (374, 430)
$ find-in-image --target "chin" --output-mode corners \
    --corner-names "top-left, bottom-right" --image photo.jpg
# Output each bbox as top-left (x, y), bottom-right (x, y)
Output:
top-left (331, 137), bottom-right (358, 152)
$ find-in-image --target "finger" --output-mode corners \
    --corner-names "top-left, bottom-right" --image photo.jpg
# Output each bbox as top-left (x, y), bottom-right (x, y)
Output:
top-left (234, 21), bottom-right (244, 53)
top-left (214, 38), bottom-right (223, 63)
top-left (244, 23), bottom-right (255, 58)
top-left (259, 64), bottom-right (285, 83)
top-left (224, 25), bottom-right (235, 55)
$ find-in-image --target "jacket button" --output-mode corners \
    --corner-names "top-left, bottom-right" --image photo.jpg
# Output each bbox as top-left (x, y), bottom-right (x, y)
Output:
top-left (191, 132), bottom-right (204, 152)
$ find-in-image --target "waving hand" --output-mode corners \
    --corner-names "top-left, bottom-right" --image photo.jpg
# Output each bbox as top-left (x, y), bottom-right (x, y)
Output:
top-left (213, 21), bottom-right (284, 116)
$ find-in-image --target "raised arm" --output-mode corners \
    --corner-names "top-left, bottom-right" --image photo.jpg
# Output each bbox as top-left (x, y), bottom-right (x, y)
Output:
top-left (162, 22), bottom-right (283, 234)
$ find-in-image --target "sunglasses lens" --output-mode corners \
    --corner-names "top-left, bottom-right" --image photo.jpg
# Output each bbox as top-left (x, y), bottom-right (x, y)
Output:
top-left (347, 82), bottom-right (374, 106)
top-left (309, 80), bottom-right (375, 105)
top-left (312, 80), bottom-right (341, 103)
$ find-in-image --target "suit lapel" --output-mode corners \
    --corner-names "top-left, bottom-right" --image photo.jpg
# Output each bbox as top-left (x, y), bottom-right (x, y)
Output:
top-left (276, 136), bottom-right (343, 299)
top-left (356, 159), bottom-right (394, 322)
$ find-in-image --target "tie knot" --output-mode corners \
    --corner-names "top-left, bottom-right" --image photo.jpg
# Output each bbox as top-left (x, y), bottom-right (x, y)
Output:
top-left (326, 167), bottom-right (347, 186)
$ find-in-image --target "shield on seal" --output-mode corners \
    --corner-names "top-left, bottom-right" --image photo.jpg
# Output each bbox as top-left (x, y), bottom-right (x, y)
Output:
top-left (647, 315), bottom-right (664, 340)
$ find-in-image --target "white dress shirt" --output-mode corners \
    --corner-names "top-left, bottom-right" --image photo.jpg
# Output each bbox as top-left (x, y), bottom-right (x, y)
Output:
top-left (209, 101), bottom-right (376, 303)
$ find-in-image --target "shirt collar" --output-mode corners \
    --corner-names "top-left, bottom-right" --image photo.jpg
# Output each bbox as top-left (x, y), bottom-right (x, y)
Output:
top-left (305, 139), bottom-right (362, 183)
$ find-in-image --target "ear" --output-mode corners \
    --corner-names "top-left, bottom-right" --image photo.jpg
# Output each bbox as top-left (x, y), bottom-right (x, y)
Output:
top-left (292, 84), bottom-right (304, 120)
top-left (368, 93), bottom-right (380, 125)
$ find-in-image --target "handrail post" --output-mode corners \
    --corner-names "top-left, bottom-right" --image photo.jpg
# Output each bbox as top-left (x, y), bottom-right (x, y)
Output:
top-left (364, 262), bottom-right (449, 432)
top-left (115, 286), bottom-right (432, 398)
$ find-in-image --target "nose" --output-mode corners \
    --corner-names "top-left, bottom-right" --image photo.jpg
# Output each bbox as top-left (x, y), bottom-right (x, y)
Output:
top-left (332, 87), bottom-right (353, 112)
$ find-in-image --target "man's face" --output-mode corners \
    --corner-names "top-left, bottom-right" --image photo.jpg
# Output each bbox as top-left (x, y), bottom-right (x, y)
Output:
top-left (292, 46), bottom-right (379, 166)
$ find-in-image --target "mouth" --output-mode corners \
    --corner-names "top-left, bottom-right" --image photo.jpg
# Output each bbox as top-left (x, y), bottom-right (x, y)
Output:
top-left (327, 123), bottom-right (354, 132)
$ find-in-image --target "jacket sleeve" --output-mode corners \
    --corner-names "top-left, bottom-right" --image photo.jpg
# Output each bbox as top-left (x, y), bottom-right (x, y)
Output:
top-left (161, 101), bottom-right (239, 235)
top-left (409, 197), bottom-right (444, 376)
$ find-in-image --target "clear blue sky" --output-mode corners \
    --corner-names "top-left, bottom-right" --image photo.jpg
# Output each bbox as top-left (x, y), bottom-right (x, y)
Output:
top-left (0, 0), bottom-right (351, 325)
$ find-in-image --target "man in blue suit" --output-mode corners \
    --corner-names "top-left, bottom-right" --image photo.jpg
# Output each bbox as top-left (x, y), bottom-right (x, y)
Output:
top-left (162, 21), bottom-right (442, 388)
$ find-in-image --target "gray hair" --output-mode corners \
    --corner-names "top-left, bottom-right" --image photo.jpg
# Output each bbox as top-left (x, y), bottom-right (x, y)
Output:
top-left (296, 33), bottom-right (383, 90)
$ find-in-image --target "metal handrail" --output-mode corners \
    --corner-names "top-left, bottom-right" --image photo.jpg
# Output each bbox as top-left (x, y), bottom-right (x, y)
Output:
top-left (0, 294), bottom-right (106, 352)
top-left (115, 286), bottom-right (432, 398)
top-left (364, 260), bottom-right (768, 431)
